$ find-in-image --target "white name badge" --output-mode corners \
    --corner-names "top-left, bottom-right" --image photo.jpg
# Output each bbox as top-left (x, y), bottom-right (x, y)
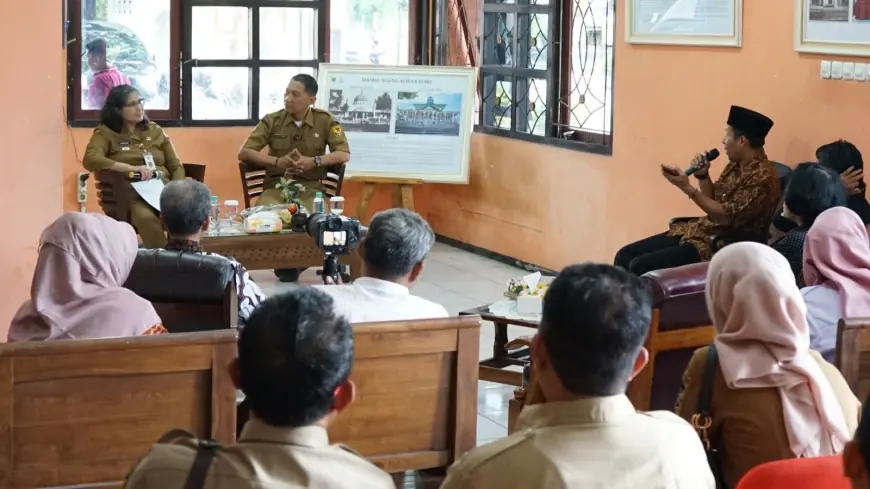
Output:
top-left (143, 152), bottom-right (156, 169)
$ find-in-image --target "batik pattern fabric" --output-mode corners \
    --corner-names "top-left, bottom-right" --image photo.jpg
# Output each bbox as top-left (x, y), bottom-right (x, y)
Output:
top-left (669, 153), bottom-right (781, 260)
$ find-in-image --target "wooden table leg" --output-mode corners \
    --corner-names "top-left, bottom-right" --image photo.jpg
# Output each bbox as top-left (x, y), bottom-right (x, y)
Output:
top-left (493, 322), bottom-right (508, 359)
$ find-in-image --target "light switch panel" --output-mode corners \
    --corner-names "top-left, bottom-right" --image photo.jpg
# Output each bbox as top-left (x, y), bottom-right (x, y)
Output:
top-left (844, 62), bottom-right (855, 80)
top-left (821, 60), bottom-right (832, 79)
top-left (855, 63), bottom-right (867, 82)
top-left (832, 61), bottom-right (844, 79)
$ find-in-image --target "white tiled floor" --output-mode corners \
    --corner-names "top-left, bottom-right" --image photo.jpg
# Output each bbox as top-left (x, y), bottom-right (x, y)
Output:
top-left (249, 242), bottom-right (530, 446)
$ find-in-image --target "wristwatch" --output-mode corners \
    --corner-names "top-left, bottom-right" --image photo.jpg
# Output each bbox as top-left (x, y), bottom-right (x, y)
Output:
top-left (314, 156), bottom-right (322, 168)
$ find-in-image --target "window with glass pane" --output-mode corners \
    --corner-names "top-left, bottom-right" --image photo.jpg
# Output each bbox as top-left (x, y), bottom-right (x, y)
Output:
top-left (183, 0), bottom-right (323, 123)
top-left (556, 0), bottom-right (614, 147)
top-left (476, 0), bottom-right (614, 153)
top-left (329, 0), bottom-right (409, 65)
top-left (78, 0), bottom-right (174, 113)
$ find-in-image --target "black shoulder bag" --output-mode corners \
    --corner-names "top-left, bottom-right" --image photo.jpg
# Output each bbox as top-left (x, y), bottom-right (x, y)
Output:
top-left (691, 344), bottom-right (727, 489)
top-left (183, 439), bottom-right (222, 489)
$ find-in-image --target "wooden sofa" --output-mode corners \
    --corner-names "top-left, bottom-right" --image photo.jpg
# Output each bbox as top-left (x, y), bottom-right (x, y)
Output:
top-left (0, 330), bottom-right (238, 489)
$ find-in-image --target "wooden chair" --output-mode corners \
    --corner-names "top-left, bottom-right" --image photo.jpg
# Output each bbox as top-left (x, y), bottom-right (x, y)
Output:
top-left (333, 315), bottom-right (480, 472)
top-left (95, 163), bottom-right (206, 223)
top-left (124, 249), bottom-right (239, 332)
top-left (0, 330), bottom-right (237, 489)
top-left (238, 161), bottom-right (346, 208)
top-left (835, 317), bottom-right (870, 401)
top-left (236, 315), bottom-right (481, 473)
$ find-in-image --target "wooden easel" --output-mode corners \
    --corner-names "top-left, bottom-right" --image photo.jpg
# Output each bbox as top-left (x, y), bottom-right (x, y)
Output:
top-left (353, 177), bottom-right (423, 224)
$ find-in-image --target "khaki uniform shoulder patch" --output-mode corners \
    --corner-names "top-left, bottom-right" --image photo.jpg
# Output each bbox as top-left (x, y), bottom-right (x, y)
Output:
top-left (331, 124), bottom-right (344, 138)
top-left (452, 429), bottom-right (535, 474)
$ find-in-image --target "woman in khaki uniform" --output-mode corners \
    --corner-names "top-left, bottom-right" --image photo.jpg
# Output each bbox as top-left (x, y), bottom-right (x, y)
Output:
top-left (83, 85), bottom-right (185, 248)
top-left (676, 242), bottom-right (859, 488)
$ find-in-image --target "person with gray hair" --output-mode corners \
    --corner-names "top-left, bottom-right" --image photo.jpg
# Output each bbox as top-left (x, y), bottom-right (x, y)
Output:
top-left (160, 180), bottom-right (266, 323)
top-left (317, 208), bottom-right (448, 322)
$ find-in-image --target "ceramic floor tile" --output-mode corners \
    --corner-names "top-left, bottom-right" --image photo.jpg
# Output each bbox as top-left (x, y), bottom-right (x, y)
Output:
top-left (477, 413), bottom-right (507, 442)
top-left (477, 380), bottom-right (515, 416)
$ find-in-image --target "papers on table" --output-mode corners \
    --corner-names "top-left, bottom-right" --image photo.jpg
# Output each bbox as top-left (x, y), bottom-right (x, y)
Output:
top-left (131, 179), bottom-right (165, 212)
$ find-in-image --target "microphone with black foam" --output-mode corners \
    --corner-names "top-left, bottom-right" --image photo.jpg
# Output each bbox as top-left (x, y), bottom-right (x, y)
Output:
top-left (684, 149), bottom-right (720, 176)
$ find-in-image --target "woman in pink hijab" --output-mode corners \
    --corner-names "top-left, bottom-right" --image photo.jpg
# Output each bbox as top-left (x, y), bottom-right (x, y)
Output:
top-left (802, 206), bottom-right (870, 363)
top-left (677, 242), bottom-right (859, 488)
top-left (8, 213), bottom-right (166, 341)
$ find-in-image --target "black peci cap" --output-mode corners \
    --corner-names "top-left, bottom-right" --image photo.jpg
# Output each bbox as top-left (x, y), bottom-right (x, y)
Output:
top-left (727, 105), bottom-right (774, 140)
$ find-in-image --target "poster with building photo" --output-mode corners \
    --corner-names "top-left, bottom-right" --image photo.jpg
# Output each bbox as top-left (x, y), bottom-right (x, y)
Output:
top-left (316, 64), bottom-right (477, 184)
top-left (796, 0), bottom-right (870, 55)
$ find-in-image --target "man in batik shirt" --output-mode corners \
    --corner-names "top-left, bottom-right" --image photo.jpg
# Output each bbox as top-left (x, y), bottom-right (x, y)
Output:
top-left (159, 180), bottom-right (266, 323)
top-left (614, 105), bottom-right (781, 276)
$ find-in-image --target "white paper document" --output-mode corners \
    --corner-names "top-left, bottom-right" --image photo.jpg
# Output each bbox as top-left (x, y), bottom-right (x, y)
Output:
top-left (131, 179), bottom-right (165, 212)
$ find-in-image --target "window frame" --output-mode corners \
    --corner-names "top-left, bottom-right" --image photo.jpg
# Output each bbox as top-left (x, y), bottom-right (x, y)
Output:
top-left (180, 0), bottom-right (328, 126)
top-left (475, 0), bottom-right (615, 155)
top-left (67, 0), bottom-right (183, 122)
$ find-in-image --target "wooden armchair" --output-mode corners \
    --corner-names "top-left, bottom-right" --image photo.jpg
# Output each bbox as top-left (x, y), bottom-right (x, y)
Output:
top-left (95, 163), bottom-right (206, 223)
top-left (835, 317), bottom-right (870, 401)
top-left (0, 330), bottom-right (237, 488)
top-left (238, 160), bottom-right (346, 208)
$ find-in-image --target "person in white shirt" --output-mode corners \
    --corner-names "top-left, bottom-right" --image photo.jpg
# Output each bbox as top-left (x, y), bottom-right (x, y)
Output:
top-left (440, 264), bottom-right (714, 489)
top-left (802, 206), bottom-right (870, 362)
top-left (318, 208), bottom-right (448, 322)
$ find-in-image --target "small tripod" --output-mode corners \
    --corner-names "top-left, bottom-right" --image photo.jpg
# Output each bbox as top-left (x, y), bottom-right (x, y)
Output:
top-left (319, 253), bottom-right (341, 284)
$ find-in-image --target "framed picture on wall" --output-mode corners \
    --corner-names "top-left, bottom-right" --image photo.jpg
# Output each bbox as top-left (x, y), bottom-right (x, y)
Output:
top-left (625, 0), bottom-right (743, 47)
top-left (795, 0), bottom-right (870, 56)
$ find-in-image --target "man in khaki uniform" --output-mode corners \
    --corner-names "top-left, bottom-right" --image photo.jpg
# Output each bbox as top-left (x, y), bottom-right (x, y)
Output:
top-left (440, 264), bottom-right (715, 489)
top-left (123, 289), bottom-right (393, 489)
top-left (238, 73), bottom-right (350, 211)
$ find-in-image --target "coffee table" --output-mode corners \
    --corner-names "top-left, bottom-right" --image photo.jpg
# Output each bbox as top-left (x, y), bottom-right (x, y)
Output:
top-left (459, 304), bottom-right (539, 387)
top-left (201, 229), bottom-right (363, 279)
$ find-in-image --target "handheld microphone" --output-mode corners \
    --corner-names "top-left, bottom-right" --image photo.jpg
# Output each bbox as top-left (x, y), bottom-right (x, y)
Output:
top-left (128, 170), bottom-right (165, 182)
top-left (684, 149), bottom-right (720, 176)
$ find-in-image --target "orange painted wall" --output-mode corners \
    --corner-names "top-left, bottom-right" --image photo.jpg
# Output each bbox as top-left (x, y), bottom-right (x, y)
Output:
top-left (0, 1), bottom-right (63, 333)
top-left (421, 0), bottom-right (870, 270)
top-left (61, 0), bottom-right (870, 274)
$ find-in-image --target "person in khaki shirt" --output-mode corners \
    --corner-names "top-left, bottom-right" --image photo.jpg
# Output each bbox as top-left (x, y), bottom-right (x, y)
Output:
top-left (238, 73), bottom-right (350, 211)
top-left (441, 264), bottom-right (715, 489)
top-left (83, 84), bottom-right (185, 249)
top-left (123, 289), bottom-right (393, 489)
top-left (676, 242), bottom-right (859, 489)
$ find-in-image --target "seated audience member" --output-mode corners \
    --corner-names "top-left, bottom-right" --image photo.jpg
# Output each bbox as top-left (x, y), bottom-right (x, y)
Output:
top-left (8, 213), bottom-right (165, 341)
top-left (318, 208), bottom-right (448, 322)
top-left (845, 395), bottom-right (870, 488)
top-left (676, 242), bottom-right (859, 489)
top-left (441, 264), bottom-right (714, 489)
top-left (123, 289), bottom-right (394, 488)
top-left (742, 395), bottom-right (870, 489)
top-left (770, 163), bottom-right (846, 286)
top-left (802, 207), bottom-right (870, 363)
top-left (614, 106), bottom-right (780, 275)
top-left (160, 180), bottom-right (266, 323)
top-left (816, 140), bottom-right (870, 224)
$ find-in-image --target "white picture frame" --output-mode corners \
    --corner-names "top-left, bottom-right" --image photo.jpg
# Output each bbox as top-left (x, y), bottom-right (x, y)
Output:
top-left (625, 0), bottom-right (743, 47)
top-left (794, 0), bottom-right (870, 57)
top-left (316, 64), bottom-right (477, 184)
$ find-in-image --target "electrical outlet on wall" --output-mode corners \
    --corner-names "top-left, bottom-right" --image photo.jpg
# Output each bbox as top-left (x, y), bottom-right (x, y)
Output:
top-left (831, 61), bottom-right (844, 79)
top-left (821, 60), bottom-right (832, 79)
top-left (856, 63), bottom-right (867, 82)
top-left (843, 62), bottom-right (855, 80)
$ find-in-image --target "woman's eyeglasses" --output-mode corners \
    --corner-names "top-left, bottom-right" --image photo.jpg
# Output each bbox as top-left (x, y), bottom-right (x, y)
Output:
top-left (123, 99), bottom-right (146, 108)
